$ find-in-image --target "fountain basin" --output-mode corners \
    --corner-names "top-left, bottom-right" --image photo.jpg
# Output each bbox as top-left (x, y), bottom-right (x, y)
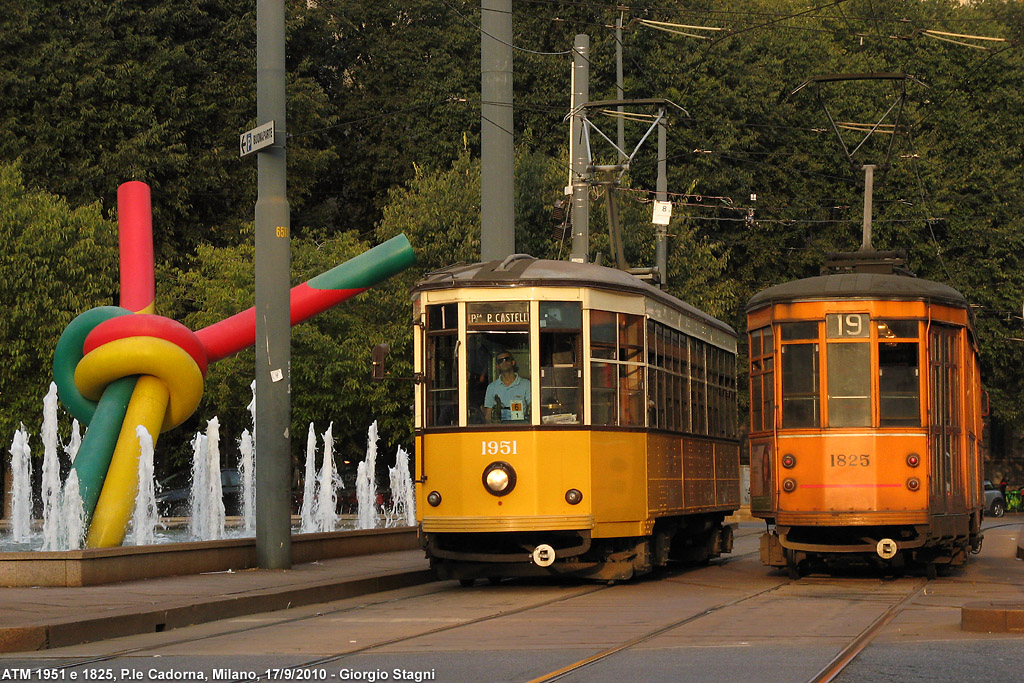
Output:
top-left (0, 527), bottom-right (418, 587)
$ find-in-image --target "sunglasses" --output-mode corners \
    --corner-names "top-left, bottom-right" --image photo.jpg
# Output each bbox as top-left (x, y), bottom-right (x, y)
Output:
top-left (496, 356), bottom-right (513, 362)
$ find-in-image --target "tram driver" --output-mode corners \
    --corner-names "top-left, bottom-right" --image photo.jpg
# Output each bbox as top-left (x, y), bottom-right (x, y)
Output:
top-left (483, 351), bottom-right (531, 422)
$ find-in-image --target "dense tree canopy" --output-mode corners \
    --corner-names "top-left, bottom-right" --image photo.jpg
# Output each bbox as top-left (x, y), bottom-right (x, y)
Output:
top-left (0, 162), bottom-right (118, 445)
top-left (2, 0), bottom-right (1023, 475)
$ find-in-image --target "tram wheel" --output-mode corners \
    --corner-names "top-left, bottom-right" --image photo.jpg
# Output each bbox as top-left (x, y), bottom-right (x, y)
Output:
top-left (459, 578), bottom-right (476, 587)
top-left (487, 577), bottom-right (502, 586)
top-left (785, 550), bottom-right (802, 580)
top-left (925, 563), bottom-right (937, 581)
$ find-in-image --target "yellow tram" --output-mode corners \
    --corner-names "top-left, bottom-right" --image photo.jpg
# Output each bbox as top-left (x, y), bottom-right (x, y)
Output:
top-left (747, 250), bottom-right (984, 578)
top-left (411, 255), bottom-right (740, 583)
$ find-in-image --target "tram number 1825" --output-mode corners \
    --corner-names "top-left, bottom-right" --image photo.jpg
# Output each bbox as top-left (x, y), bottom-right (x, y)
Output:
top-left (829, 454), bottom-right (870, 467)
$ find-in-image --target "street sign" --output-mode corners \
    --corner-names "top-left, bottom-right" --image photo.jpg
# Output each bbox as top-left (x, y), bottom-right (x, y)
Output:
top-left (652, 200), bottom-right (673, 225)
top-left (239, 121), bottom-right (276, 157)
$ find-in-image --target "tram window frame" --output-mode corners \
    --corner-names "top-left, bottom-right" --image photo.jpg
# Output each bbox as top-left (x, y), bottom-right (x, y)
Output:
top-left (690, 338), bottom-right (708, 434)
top-left (424, 303), bottom-right (458, 427)
top-left (539, 302), bottom-right (583, 425)
top-left (590, 310), bottom-right (645, 427)
top-left (749, 326), bottom-right (774, 433)
top-left (826, 313), bottom-right (872, 428)
top-left (877, 319), bottom-right (921, 427)
top-left (780, 321), bottom-right (820, 428)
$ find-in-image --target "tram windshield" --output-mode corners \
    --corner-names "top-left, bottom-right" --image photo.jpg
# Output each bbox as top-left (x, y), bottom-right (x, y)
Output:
top-left (772, 316), bottom-right (922, 430)
top-left (467, 302), bottom-right (532, 424)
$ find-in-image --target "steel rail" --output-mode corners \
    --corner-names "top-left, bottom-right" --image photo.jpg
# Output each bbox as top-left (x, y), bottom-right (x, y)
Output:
top-left (806, 579), bottom-right (928, 683)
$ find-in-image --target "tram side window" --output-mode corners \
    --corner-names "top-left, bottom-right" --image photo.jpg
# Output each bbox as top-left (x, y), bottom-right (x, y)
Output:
top-left (749, 326), bottom-right (774, 433)
top-left (647, 321), bottom-right (694, 433)
top-left (710, 347), bottom-right (738, 438)
top-left (425, 303), bottom-right (458, 427)
top-left (467, 302), bottom-right (531, 425)
top-left (780, 322), bottom-right (820, 428)
top-left (878, 319), bottom-right (920, 427)
top-left (590, 310), bottom-right (645, 426)
top-left (539, 302), bottom-right (582, 425)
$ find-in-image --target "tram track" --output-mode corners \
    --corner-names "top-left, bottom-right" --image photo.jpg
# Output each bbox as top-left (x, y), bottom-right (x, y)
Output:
top-left (525, 574), bottom-right (930, 683)
top-left (16, 537), bottom-right (939, 683)
top-left (19, 549), bottom-right (760, 680)
top-left (805, 579), bottom-right (927, 683)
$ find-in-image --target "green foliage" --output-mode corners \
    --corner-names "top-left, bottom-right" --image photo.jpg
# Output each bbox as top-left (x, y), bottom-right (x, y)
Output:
top-left (0, 161), bottom-right (118, 444)
top-left (0, 0), bottom-right (335, 260)
top-left (158, 228), bottom-right (416, 474)
top-left (3, 0), bottom-right (1024, 469)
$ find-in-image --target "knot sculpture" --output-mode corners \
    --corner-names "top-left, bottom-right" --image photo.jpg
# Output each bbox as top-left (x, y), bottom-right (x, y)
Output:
top-left (53, 181), bottom-right (415, 547)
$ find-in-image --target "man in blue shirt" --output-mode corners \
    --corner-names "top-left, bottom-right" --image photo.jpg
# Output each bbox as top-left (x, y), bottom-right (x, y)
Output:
top-left (483, 351), bottom-right (531, 422)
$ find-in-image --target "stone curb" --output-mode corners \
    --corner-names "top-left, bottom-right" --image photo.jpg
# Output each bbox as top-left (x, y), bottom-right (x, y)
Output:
top-left (961, 601), bottom-right (1024, 633)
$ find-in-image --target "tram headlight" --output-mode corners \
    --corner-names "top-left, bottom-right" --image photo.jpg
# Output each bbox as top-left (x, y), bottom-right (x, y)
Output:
top-left (782, 478), bottom-right (797, 493)
top-left (427, 491), bottom-right (442, 507)
top-left (906, 453), bottom-right (921, 468)
top-left (482, 461), bottom-right (517, 496)
top-left (781, 454), bottom-right (797, 469)
top-left (906, 477), bottom-right (921, 492)
top-left (565, 488), bottom-right (583, 505)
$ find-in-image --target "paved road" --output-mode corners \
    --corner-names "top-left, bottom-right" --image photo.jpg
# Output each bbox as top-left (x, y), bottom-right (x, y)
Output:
top-left (2, 521), bottom-right (1021, 683)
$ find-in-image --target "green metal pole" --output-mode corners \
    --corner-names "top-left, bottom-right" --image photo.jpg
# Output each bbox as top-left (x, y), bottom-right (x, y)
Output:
top-left (255, 0), bottom-right (291, 569)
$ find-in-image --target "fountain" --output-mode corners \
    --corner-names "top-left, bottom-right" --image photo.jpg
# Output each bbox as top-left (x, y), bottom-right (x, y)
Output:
top-left (1, 407), bottom-right (419, 585)
top-left (300, 423), bottom-right (318, 532)
top-left (188, 419), bottom-right (225, 541)
top-left (40, 384), bottom-right (62, 550)
top-left (8, 424), bottom-right (32, 544)
top-left (356, 422), bottom-right (380, 529)
top-left (65, 419), bottom-right (82, 463)
top-left (59, 470), bottom-right (86, 550)
top-left (238, 428), bottom-right (255, 533)
top-left (315, 422), bottom-right (340, 533)
top-left (387, 446), bottom-right (416, 528)
top-left (128, 425), bottom-right (159, 546)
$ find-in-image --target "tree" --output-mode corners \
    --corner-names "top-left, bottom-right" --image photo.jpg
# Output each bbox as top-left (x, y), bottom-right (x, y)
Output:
top-left (0, 0), bottom-right (337, 260)
top-left (0, 161), bottom-right (119, 446)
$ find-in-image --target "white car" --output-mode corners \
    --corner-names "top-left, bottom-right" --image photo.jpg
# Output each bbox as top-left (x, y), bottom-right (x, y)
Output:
top-left (984, 480), bottom-right (1006, 518)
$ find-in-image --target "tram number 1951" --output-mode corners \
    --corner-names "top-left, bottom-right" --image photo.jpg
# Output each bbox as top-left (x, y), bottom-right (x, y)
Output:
top-left (830, 454), bottom-right (870, 467)
top-left (482, 440), bottom-right (518, 456)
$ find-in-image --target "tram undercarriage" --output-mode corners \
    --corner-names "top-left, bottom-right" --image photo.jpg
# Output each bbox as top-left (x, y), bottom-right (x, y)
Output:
top-left (425, 514), bottom-right (734, 584)
top-left (760, 520), bottom-right (983, 579)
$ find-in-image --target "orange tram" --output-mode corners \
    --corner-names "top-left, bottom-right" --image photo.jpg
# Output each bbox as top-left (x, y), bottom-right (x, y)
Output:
top-left (411, 256), bottom-right (741, 584)
top-left (746, 250), bottom-right (984, 578)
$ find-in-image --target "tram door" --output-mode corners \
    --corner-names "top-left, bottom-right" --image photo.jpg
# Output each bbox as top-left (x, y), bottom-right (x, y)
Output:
top-left (928, 325), bottom-right (961, 513)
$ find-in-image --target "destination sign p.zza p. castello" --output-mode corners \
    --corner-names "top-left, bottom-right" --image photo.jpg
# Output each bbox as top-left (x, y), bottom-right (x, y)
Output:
top-left (239, 120), bottom-right (276, 157)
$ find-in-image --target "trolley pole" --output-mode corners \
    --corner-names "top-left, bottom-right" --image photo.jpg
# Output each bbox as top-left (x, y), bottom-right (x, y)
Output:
top-left (254, 0), bottom-right (292, 569)
top-left (570, 34), bottom-right (590, 264)
top-left (860, 164), bottom-right (876, 251)
top-left (616, 11), bottom-right (625, 164)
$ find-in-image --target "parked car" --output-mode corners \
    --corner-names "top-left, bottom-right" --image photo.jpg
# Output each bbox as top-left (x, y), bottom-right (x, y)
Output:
top-left (156, 468), bottom-right (242, 517)
top-left (984, 480), bottom-right (1006, 518)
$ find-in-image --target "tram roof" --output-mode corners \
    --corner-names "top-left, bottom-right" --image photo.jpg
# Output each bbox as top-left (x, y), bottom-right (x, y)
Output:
top-left (413, 255), bottom-right (736, 336)
top-left (746, 272), bottom-right (969, 312)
